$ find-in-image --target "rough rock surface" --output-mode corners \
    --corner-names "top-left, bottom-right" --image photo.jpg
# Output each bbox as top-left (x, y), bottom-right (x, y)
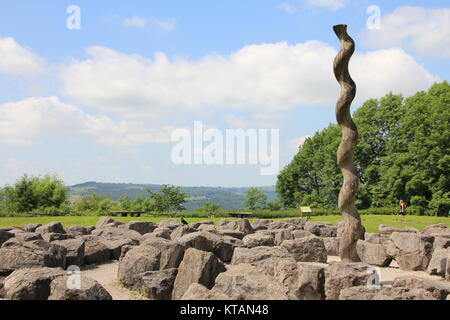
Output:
top-left (124, 221), bottom-right (157, 235)
top-left (281, 236), bottom-right (327, 263)
top-left (48, 275), bottom-right (112, 300)
top-left (139, 237), bottom-right (185, 269)
top-left (427, 248), bottom-right (449, 277)
top-left (304, 222), bottom-right (337, 237)
top-left (392, 276), bottom-right (450, 300)
top-left (138, 268), bottom-right (178, 300)
top-left (217, 219), bottom-right (254, 235)
top-left (213, 264), bottom-right (289, 300)
top-left (356, 240), bottom-right (392, 267)
top-left (95, 217), bottom-right (124, 229)
top-left (323, 237), bottom-right (340, 256)
top-left (0, 240), bottom-right (67, 273)
top-left (83, 241), bottom-right (110, 265)
top-left (172, 248), bottom-right (225, 300)
top-left (52, 238), bottom-right (85, 267)
top-left (157, 219), bottom-right (181, 231)
top-left (170, 226), bottom-right (198, 241)
top-left (324, 262), bottom-right (371, 300)
top-left (181, 283), bottom-right (231, 300)
top-left (242, 233), bottom-right (275, 248)
top-left (65, 225), bottom-right (94, 237)
top-left (35, 222), bottom-right (65, 235)
top-left (339, 286), bottom-right (436, 300)
top-left (118, 245), bottom-right (161, 290)
top-left (3, 267), bottom-right (66, 300)
top-left (386, 232), bottom-right (434, 271)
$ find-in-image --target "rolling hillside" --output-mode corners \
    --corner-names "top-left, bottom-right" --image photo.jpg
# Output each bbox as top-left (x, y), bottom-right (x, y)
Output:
top-left (69, 182), bottom-right (277, 211)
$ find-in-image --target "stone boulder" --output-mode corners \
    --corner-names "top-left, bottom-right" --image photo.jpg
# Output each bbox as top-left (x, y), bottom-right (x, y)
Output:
top-left (140, 237), bottom-right (185, 269)
top-left (170, 226), bottom-right (198, 241)
top-left (138, 268), bottom-right (178, 300)
top-left (356, 240), bottom-right (392, 267)
top-left (198, 224), bottom-right (216, 232)
top-left (3, 267), bottom-right (65, 300)
top-left (157, 219), bottom-right (181, 231)
top-left (172, 248), bottom-right (226, 300)
top-left (52, 238), bottom-right (85, 267)
top-left (83, 241), bottom-right (110, 265)
top-left (281, 236), bottom-right (327, 263)
top-left (0, 240), bottom-right (67, 273)
top-left (364, 232), bottom-right (390, 245)
top-left (35, 222), bottom-right (65, 235)
top-left (190, 221), bottom-right (215, 229)
top-left (421, 224), bottom-right (449, 236)
top-left (250, 219), bottom-right (272, 231)
top-left (216, 230), bottom-right (245, 240)
top-left (379, 224), bottom-right (418, 234)
top-left (42, 233), bottom-right (73, 243)
top-left (118, 245), bottom-right (161, 290)
top-left (386, 232), bottom-right (434, 271)
top-left (324, 262), bottom-right (371, 300)
top-left (339, 286), bottom-right (436, 300)
top-left (181, 283), bottom-right (231, 300)
top-left (23, 224), bottom-right (42, 233)
top-left (65, 225), bottom-right (94, 237)
top-left (392, 276), bottom-right (450, 300)
top-left (48, 276), bottom-right (112, 300)
top-left (217, 219), bottom-right (254, 235)
top-left (257, 229), bottom-right (294, 246)
top-left (323, 237), bottom-right (340, 256)
top-left (427, 248), bottom-right (449, 277)
top-left (243, 233), bottom-right (275, 248)
top-left (231, 246), bottom-right (295, 276)
top-left (177, 231), bottom-right (242, 262)
top-left (91, 227), bottom-right (141, 243)
top-left (304, 222), bottom-right (337, 237)
top-left (95, 217), bottom-right (124, 229)
top-left (124, 221), bottom-right (157, 235)
top-left (213, 264), bottom-right (289, 300)
top-left (13, 232), bottom-right (43, 242)
top-left (274, 260), bottom-right (327, 300)
top-left (0, 230), bottom-right (13, 246)
top-left (148, 227), bottom-right (172, 240)
top-left (98, 237), bottom-right (138, 260)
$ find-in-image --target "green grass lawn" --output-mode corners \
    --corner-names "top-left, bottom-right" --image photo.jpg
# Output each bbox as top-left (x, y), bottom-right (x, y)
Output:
top-left (0, 215), bottom-right (448, 233)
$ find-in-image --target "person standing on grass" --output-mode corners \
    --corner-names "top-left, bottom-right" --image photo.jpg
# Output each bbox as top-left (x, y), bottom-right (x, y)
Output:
top-left (399, 200), bottom-right (407, 221)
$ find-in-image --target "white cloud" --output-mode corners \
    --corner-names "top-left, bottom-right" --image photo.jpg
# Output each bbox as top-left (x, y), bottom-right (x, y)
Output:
top-left (61, 41), bottom-right (438, 117)
top-left (289, 135), bottom-right (311, 151)
top-left (363, 6), bottom-right (450, 58)
top-left (224, 113), bottom-right (284, 129)
top-left (0, 96), bottom-right (175, 146)
top-left (277, 3), bottom-right (298, 14)
top-left (0, 37), bottom-right (44, 77)
top-left (123, 16), bottom-right (177, 31)
top-left (123, 16), bottom-right (148, 28)
top-left (304, 0), bottom-right (350, 11)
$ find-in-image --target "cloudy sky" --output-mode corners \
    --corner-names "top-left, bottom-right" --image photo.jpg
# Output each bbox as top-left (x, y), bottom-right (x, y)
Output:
top-left (0, 0), bottom-right (449, 187)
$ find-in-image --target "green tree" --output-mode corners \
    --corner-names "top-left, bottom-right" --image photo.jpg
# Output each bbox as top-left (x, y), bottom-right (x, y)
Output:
top-left (0, 174), bottom-right (68, 213)
top-left (244, 188), bottom-right (268, 210)
top-left (147, 185), bottom-right (188, 216)
top-left (276, 82), bottom-right (450, 216)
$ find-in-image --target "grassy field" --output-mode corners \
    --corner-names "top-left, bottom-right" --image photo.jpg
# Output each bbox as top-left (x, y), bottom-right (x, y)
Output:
top-left (0, 215), bottom-right (448, 233)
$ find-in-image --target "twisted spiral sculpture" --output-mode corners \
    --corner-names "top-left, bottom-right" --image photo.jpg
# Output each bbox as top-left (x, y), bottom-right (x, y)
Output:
top-left (333, 24), bottom-right (364, 262)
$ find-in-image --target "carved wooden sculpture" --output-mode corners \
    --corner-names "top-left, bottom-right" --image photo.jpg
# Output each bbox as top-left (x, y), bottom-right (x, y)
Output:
top-left (333, 24), bottom-right (364, 262)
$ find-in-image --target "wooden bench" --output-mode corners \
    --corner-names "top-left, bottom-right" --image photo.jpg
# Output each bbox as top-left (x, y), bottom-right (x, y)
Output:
top-left (111, 211), bottom-right (144, 218)
top-left (300, 206), bottom-right (312, 219)
top-left (229, 212), bottom-right (253, 219)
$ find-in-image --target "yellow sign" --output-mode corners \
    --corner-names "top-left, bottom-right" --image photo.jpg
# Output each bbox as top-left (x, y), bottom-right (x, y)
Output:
top-left (300, 206), bottom-right (312, 213)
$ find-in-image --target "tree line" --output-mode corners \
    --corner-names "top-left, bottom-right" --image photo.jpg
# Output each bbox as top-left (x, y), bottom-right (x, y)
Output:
top-left (276, 82), bottom-right (450, 216)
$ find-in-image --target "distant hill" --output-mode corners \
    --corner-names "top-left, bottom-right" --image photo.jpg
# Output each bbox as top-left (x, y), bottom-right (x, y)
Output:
top-left (69, 182), bottom-right (277, 211)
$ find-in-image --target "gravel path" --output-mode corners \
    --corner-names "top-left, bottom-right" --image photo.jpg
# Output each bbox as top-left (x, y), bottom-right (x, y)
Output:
top-left (81, 261), bottom-right (147, 300)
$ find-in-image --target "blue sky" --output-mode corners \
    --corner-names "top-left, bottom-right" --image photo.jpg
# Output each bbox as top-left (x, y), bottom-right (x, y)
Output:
top-left (0, 0), bottom-right (449, 187)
